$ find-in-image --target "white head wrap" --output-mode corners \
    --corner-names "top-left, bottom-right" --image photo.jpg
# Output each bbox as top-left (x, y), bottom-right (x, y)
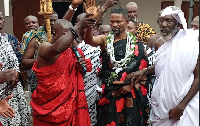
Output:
top-left (161, 6), bottom-right (187, 30)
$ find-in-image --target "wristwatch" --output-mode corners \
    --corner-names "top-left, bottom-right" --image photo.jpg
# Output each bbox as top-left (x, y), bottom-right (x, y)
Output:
top-left (69, 5), bottom-right (77, 11)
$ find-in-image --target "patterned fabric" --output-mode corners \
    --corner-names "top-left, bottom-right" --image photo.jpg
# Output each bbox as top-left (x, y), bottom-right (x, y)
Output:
top-left (144, 45), bottom-right (155, 67)
top-left (78, 41), bottom-right (101, 126)
top-left (97, 39), bottom-right (150, 126)
top-left (0, 35), bottom-right (30, 126)
top-left (31, 48), bottom-right (92, 126)
top-left (0, 33), bottom-right (22, 63)
top-left (144, 44), bottom-right (156, 115)
top-left (20, 26), bottom-right (47, 55)
top-left (20, 30), bottom-right (36, 55)
top-left (136, 21), bottom-right (156, 44)
top-left (20, 26), bottom-right (48, 94)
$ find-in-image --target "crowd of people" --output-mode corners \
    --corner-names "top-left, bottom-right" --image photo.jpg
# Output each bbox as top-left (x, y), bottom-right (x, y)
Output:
top-left (0, 0), bottom-right (199, 126)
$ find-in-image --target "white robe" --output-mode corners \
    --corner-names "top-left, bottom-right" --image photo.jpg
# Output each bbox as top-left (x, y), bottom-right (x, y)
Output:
top-left (150, 29), bottom-right (199, 126)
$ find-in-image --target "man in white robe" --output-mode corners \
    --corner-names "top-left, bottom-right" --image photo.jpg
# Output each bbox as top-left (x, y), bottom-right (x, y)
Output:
top-left (130, 6), bottom-right (199, 126)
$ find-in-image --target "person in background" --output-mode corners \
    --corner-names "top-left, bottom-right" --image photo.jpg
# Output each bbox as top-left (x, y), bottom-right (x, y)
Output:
top-left (191, 16), bottom-right (199, 31)
top-left (99, 25), bottom-right (112, 36)
top-left (0, 11), bottom-right (30, 126)
top-left (24, 15), bottom-right (39, 32)
top-left (20, 15), bottom-right (40, 90)
top-left (0, 11), bottom-right (22, 63)
top-left (126, 19), bottom-right (137, 35)
top-left (74, 12), bottom-right (102, 126)
top-left (126, 2), bottom-right (156, 44)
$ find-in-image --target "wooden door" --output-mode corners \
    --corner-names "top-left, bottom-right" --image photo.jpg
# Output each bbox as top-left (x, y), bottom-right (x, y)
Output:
top-left (12, 0), bottom-right (40, 42)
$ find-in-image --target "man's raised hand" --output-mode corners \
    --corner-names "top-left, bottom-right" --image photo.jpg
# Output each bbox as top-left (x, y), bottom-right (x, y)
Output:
top-left (72, 0), bottom-right (83, 6)
top-left (84, 0), bottom-right (100, 19)
top-left (76, 13), bottom-right (97, 29)
top-left (102, 0), bottom-right (119, 9)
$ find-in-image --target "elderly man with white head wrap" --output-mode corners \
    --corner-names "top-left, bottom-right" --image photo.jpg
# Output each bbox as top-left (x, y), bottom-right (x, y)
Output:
top-left (129, 6), bottom-right (199, 126)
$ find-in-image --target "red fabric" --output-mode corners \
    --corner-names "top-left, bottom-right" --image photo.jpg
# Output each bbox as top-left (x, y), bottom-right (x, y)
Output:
top-left (131, 89), bottom-right (136, 99)
top-left (116, 98), bottom-right (125, 112)
top-left (0, 122), bottom-right (3, 126)
top-left (139, 59), bottom-right (148, 70)
top-left (99, 97), bottom-right (110, 105)
top-left (31, 48), bottom-right (92, 126)
top-left (106, 121), bottom-right (116, 126)
top-left (134, 45), bottom-right (139, 56)
top-left (140, 85), bottom-right (147, 95)
top-left (120, 72), bottom-right (128, 81)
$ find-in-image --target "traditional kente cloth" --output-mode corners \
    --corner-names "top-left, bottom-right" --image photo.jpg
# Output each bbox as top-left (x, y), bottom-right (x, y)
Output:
top-left (31, 47), bottom-right (92, 126)
top-left (97, 39), bottom-right (150, 126)
top-left (136, 21), bottom-right (156, 44)
top-left (0, 34), bottom-right (30, 126)
top-left (78, 41), bottom-right (101, 126)
top-left (20, 26), bottom-right (48, 94)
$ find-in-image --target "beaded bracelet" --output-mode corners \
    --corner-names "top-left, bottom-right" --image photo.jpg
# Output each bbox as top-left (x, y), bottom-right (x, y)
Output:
top-left (70, 27), bottom-right (80, 43)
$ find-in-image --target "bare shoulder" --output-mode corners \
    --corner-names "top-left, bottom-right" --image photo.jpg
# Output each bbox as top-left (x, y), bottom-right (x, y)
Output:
top-left (155, 38), bottom-right (164, 51)
top-left (38, 42), bottom-right (52, 51)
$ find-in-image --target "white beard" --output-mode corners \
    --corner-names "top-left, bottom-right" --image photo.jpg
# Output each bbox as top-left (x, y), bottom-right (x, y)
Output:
top-left (160, 33), bottom-right (173, 42)
top-left (160, 24), bottom-right (180, 42)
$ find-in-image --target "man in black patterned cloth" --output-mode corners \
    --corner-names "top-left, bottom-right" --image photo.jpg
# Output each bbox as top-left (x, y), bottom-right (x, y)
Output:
top-left (84, 4), bottom-right (150, 125)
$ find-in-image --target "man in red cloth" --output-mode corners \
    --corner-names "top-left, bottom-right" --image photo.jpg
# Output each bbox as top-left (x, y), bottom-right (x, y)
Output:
top-left (30, 15), bottom-right (96, 125)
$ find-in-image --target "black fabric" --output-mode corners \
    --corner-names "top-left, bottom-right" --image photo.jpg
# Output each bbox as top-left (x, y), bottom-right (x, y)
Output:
top-left (97, 39), bottom-right (150, 126)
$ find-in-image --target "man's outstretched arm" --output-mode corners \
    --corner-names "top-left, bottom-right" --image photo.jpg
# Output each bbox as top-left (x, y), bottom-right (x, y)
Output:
top-left (63, 0), bottom-right (83, 22)
top-left (39, 14), bottom-right (97, 59)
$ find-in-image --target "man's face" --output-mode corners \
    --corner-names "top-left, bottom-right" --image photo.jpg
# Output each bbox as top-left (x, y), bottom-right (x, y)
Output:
top-left (159, 15), bottom-right (179, 41)
top-left (126, 5), bottom-right (138, 21)
top-left (0, 12), bottom-right (5, 30)
top-left (126, 21), bottom-right (136, 35)
top-left (190, 18), bottom-right (199, 30)
top-left (48, 14), bottom-right (58, 31)
top-left (110, 13), bottom-right (127, 35)
top-left (24, 16), bottom-right (39, 31)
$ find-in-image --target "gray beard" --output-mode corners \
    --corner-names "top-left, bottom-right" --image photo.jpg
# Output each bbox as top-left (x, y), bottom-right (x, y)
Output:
top-left (160, 25), bottom-right (180, 42)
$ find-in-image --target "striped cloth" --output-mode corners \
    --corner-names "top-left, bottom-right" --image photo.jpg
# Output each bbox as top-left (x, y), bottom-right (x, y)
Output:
top-left (78, 41), bottom-right (101, 126)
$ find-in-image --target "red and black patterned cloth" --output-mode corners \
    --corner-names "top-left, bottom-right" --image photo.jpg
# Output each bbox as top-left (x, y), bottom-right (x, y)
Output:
top-left (97, 39), bottom-right (150, 126)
